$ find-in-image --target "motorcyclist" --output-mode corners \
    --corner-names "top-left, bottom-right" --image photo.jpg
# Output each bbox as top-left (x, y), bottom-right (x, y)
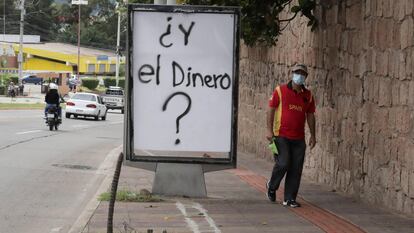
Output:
top-left (44, 83), bottom-right (63, 121)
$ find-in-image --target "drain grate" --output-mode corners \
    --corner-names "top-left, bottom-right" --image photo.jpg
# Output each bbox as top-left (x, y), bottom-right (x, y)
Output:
top-left (52, 164), bottom-right (94, 170)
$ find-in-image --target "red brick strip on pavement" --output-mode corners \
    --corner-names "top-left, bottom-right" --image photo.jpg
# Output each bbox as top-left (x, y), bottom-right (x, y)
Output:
top-left (228, 168), bottom-right (367, 233)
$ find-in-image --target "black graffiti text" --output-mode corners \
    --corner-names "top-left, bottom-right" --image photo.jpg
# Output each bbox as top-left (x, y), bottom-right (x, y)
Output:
top-left (159, 16), bottom-right (196, 48)
top-left (172, 61), bottom-right (231, 90)
top-left (138, 54), bottom-right (161, 85)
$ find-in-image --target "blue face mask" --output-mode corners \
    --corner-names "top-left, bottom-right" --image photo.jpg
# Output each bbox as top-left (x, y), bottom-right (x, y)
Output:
top-left (292, 73), bottom-right (306, 85)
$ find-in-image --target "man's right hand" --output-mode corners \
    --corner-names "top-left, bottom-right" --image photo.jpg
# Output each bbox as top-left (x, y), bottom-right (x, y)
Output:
top-left (266, 131), bottom-right (274, 142)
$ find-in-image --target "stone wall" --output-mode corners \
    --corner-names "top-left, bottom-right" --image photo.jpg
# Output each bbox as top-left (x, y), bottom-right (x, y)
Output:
top-left (238, 0), bottom-right (414, 216)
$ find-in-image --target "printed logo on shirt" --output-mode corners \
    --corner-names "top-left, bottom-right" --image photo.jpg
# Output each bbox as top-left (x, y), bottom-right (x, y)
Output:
top-left (289, 104), bottom-right (303, 112)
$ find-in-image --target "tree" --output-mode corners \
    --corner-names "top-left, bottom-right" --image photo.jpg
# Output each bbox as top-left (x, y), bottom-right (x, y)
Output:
top-left (184, 0), bottom-right (317, 47)
top-left (0, 0), bottom-right (58, 41)
top-left (54, 0), bottom-right (124, 49)
top-left (0, 0), bottom-right (20, 35)
top-left (24, 0), bottom-right (58, 41)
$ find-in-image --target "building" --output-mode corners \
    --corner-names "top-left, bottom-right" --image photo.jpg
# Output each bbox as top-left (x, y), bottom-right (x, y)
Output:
top-left (11, 42), bottom-right (123, 76)
top-left (0, 35), bottom-right (125, 76)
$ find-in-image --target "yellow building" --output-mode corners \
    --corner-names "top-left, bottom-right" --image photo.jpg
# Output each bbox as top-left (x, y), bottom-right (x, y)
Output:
top-left (9, 42), bottom-right (124, 75)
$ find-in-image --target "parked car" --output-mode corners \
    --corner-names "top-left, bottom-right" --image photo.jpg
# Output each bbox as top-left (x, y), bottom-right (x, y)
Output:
top-left (102, 86), bottom-right (124, 113)
top-left (22, 75), bottom-right (43, 85)
top-left (65, 92), bottom-right (107, 120)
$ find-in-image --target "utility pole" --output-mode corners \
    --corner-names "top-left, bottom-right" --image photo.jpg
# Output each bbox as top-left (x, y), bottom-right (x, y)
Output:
top-left (115, 2), bottom-right (121, 87)
top-left (18, 0), bottom-right (25, 81)
top-left (3, 0), bottom-right (5, 38)
top-left (71, 0), bottom-right (88, 78)
top-left (77, 3), bottom-right (80, 78)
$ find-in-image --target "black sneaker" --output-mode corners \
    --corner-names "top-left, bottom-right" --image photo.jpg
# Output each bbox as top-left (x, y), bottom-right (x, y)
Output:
top-left (266, 181), bottom-right (276, 202)
top-left (282, 200), bottom-right (301, 208)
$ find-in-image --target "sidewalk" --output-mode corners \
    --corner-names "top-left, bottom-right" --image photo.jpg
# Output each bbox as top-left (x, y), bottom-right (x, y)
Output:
top-left (0, 92), bottom-right (43, 104)
top-left (0, 84), bottom-right (47, 104)
top-left (80, 150), bottom-right (414, 233)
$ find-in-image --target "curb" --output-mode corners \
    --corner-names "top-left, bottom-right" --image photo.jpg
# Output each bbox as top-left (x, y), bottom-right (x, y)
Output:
top-left (68, 145), bottom-right (123, 233)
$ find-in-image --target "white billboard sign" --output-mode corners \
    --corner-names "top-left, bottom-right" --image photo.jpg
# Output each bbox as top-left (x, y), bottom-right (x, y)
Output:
top-left (127, 5), bottom-right (240, 163)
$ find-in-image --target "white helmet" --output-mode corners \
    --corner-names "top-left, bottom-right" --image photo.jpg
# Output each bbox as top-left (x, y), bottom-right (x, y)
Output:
top-left (49, 83), bottom-right (58, 90)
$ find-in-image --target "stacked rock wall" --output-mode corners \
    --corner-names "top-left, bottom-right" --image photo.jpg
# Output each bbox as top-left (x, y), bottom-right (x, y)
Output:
top-left (238, 0), bottom-right (414, 215)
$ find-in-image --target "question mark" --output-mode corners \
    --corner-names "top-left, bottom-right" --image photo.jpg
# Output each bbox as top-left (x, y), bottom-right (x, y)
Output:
top-left (162, 92), bottom-right (192, 145)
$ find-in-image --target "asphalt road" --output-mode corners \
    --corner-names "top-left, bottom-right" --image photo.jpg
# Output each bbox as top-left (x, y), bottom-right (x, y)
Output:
top-left (0, 109), bottom-right (124, 233)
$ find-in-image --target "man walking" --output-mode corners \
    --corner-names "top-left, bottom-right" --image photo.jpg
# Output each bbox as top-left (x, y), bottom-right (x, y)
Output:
top-left (266, 64), bottom-right (316, 207)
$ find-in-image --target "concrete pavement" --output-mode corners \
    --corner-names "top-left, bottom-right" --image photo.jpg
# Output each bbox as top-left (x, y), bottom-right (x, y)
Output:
top-left (0, 109), bottom-right (124, 233)
top-left (80, 149), bottom-right (414, 233)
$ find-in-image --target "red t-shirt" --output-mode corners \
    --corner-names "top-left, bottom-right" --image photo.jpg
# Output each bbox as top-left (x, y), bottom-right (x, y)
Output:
top-left (268, 82), bottom-right (315, 140)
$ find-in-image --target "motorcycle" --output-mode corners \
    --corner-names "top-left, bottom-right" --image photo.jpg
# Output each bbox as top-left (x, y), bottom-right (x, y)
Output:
top-left (46, 105), bottom-right (61, 131)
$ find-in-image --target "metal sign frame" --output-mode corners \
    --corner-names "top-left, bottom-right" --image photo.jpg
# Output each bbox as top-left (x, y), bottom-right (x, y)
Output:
top-left (125, 4), bottom-right (240, 167)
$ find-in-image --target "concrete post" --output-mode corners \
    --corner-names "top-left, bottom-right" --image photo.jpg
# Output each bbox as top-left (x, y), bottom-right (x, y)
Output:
top-left (152, 163), bottom-right (207, 197)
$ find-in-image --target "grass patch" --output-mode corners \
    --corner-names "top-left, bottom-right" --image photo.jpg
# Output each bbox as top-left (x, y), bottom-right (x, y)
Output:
top-left (0, 103), bottom-right (66, 110)
top-left (98, 190), bottom-right (163, 202)
top-left (0, 103), bottom-right (45, 110)
top-left (79, 85), bottom-right (106, 94)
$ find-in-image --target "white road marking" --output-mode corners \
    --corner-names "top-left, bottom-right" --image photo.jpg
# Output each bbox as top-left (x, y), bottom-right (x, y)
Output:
top-left (71, 124), bottom-right (90, 128)
top-left (176, 202), bottom-right (201, 233)
top-left (176, 201), bottom-right (221, 233)
top-left (192, 203), bottom-right (221, 233)
top-left (16, 130), bottom-right (42, 135)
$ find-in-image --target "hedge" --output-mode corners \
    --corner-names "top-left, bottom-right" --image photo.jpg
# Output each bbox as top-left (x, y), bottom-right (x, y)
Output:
top-left (0, 76), bottom-right (20, 86)
top-left (118, 79), bottom-right (125, 89)
top-left (103, 78), bottom-right (116, 88)
top-left (81, 78), bottom-right (99, 90)
top-left (0, 85), bottom-right (5, 95)
top-left (103, 77), bottom-right (125, 89)
top-left (9, 77), bottom-right (19, 84)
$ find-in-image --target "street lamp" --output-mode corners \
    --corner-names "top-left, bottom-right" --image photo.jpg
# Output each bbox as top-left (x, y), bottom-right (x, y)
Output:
top-left (71, 0), bottom-right (88, 78)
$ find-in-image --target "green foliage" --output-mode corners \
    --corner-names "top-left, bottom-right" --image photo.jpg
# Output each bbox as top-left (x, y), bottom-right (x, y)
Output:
top-left (0, 103), bottom-right (46, 110)
top-left (103, 77), bottom-right (117, 88)
top-left (103, 77), bottom-right (125, 88)
top-left (98, 190), bottom-right (163, 202)
top-left (119, 64), bottom-right (126, 77)
top-left (0, 0), bottom-right (19, 35)
top-left (25, 0), bottom-right (57, 42)
top-left (2, 0), bottom-right (316, 50)
top-left (184, 0), bottom-right (318, 47)
top-left (0, 74), bottom-right (12, 86)
top-left (9, 77), bottom-right (19, 84)
top-left (118, 78), bottom-right (125, 89)
top-left (0, 86), bottom-right (5, 95)
top-left (81, 78), bottom-right (99, 90)
top-left (0, 0), bottom-right (57, 41)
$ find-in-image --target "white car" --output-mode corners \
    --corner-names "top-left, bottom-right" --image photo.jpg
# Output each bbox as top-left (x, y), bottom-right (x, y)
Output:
top-left (65, 93), bottom-right (107, 120)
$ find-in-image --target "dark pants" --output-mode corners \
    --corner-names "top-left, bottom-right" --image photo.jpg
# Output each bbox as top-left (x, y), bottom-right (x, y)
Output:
top-left (268, 136), bottom-right (306, 201)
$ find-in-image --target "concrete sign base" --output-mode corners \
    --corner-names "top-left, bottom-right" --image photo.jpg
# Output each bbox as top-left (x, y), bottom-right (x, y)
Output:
top-left (152, 163), bottom-right (207, 197)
